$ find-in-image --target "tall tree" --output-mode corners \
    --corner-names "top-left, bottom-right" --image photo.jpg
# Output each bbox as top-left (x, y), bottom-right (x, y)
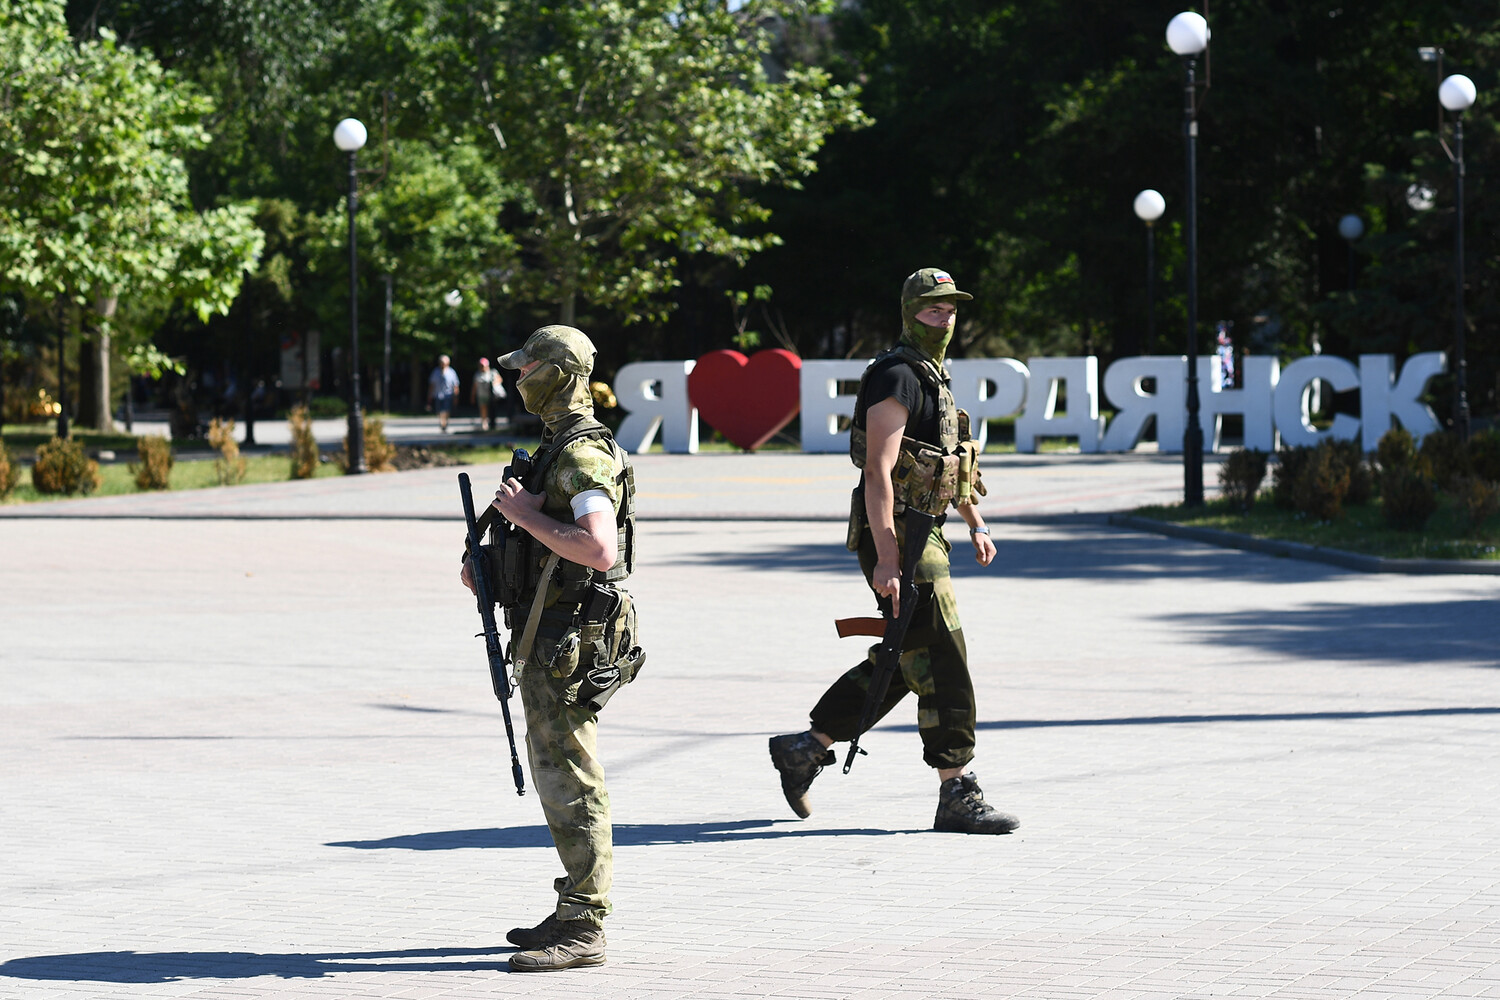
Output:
top-left (0, 0), bottom-right (263, 431)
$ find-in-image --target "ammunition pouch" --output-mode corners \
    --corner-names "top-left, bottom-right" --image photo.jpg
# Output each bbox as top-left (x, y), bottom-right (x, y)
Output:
top-left (954, 410), bottom-right (986, 505)
top-left (891, 437), bottom-right (959, 516)
top-left (845, 486), bottom-right (866, 552)
top-left (543, 581), bottom-right (645, 712)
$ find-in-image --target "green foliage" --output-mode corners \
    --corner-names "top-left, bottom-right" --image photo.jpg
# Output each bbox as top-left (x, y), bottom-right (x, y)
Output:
top-left (207, 418), bottom-right (247, 485)
top-left (32, 436), bottom-right (101, 494)
top-left (129, 435), bottom-right (174, 490)
top-left (1291, 441), bottom-right (1350, 522)
top-left (1376, 426), bottom-right (1418, 472)
top-left (0, 439), bottom-right (21, 497)
top-left (287, 404), bottom-right (319, 479)
top-left (1453, 475), bottom-right (1500, 535)
top-left (1468, 428), bottom-right (1500, 483)
top-left (302, 396), bottom-right (347, 419)
top-left (1380, 467), bottom-right (1439, 532)
top-left (1327, 439), bottom-right (1374, 507)
top-left (1217, 448), bottom-right (1268, 513)
top-left (1418, 430), bottom-right (1473, 490)
top-left (1271, 445), bottom-right (1314, 510)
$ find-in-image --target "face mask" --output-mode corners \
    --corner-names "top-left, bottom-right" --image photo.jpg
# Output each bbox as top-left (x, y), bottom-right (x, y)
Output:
top-left (518, 363), bottom-right (593, 427)
top-left (900, 299), bottom-right (956, 362)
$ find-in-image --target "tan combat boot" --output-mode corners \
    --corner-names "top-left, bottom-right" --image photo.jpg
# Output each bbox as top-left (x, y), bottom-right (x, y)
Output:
top-left (508, 918), bottom-right (606, 972)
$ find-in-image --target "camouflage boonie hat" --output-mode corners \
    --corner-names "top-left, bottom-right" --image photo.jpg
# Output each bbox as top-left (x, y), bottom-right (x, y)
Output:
top-left (498, 325), bottom-right (597, 376)
top-left (901, 267), bottom-right (973, 306)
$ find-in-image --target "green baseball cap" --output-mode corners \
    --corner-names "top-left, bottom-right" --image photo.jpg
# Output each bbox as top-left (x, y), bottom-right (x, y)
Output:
top-left (498, 325), bottom-right (597, 376)
top-left (901, 267), bottom-right (973, 305)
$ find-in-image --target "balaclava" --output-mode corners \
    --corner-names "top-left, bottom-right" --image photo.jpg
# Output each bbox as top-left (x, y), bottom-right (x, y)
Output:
top-left (897, 267), bottom-right (974, 364)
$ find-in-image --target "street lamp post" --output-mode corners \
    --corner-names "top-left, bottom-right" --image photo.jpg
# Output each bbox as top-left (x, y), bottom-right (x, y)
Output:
top-left (1439, 73), bottom-right (1477, 442)
top-left (334, 117), bottom-right (369, 473)
top-left (1337, 214), bottom-right (1364, 292)
top-left (1134, 189), bottom-right (1166, 354)
top-left (1167, 11), bottom-right (1209, 506)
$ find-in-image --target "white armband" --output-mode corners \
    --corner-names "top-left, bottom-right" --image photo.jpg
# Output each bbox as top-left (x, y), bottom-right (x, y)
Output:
top-left (570, 488), bottom-right (613, 520)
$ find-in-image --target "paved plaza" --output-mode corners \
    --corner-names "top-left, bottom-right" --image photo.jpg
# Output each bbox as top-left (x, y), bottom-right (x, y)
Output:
top-left (2, 452), bottom-right (1499, 998)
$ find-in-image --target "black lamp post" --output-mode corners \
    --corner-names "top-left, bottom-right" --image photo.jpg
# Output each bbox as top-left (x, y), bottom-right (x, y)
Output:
top-left (1439, 73), bottom-right (1477, 442)
top-left (334, 117), bottom-right (369, 473)
top-left (1134, 189), bottom-right (1165, 354)
top-left (1167, 11), bottom-right (1209, 506)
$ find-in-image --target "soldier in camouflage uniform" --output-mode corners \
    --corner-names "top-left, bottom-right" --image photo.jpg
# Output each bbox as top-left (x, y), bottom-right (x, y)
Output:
top-left (769, 268), bottom-right (1020, 835)
top-left (461, 325), bottom-right (642, 971)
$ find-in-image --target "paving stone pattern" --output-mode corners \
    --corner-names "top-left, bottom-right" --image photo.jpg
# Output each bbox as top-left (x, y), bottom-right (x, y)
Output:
top-left (2, 458), bottom-right (1498, 999)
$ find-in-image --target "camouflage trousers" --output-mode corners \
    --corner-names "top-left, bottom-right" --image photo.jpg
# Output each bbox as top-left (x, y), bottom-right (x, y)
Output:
top-left (809, 519), bottom-right (977, 770)
top-left (517, 625), bottom-right (612, 928)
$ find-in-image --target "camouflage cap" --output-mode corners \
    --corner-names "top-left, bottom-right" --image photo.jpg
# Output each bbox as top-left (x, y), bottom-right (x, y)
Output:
top-left (901, 267), bottom-right (973, 306)
top-left (498, 325), bottom-right (597, 376)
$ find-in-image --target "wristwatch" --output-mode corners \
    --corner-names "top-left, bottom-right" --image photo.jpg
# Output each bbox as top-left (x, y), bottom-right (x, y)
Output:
top-left (970, 526), bottom-right (990, 536)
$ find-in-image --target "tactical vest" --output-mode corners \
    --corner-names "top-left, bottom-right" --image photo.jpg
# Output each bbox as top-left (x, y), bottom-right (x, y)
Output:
top-left (498, 418), bottom-right (636, 613)
top-left (848, 344), bottom-right (967, 516)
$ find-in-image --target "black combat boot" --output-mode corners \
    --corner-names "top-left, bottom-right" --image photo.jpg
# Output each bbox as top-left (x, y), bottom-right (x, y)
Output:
top-left (506, 913), bottom-right (560, 950)
top-left (508, 918), bottom-right (606, 972)
top-left (768, 732), bottom-right (836, 818)
top-left (933, 773), bottom-right (1020, 834)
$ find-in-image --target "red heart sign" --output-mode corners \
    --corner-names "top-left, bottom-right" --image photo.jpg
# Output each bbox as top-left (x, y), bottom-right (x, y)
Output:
top-left (688, 349), bottom-right (802, 451)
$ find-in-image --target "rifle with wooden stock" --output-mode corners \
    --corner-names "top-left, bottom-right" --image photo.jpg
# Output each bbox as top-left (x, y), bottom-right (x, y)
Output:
top-left (841, 506), bottom-right (937, 774)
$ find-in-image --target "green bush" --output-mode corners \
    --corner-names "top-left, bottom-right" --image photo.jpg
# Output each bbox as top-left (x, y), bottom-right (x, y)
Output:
top-left (306, 395), bottom-right (348, 419)
top-left (0, 439), bottom-right (21, 498)
top-left (1218, 448), bottom-right (1268, 512)
top-left (130, 435), bottom-right (174, 490)
top-left (32, 436), bottom-right (102, 495)
top-left (1327, 438), bottom-right (1373, 506)
top-left (1375, 426), bottom-right (1418, 473)
top-left (1380, 466), bottom-right (1438, 531)
top-left (1271, 444), bottom-right (1314, 509)
top-left (207, 418), bottom-right (247, 485)
top-left (288, 405), bottom-right (320, 479)
top-left (1419, 429), bottom-right (1472, 489)
top-left (1468, 427), bottom-right (1500, 483)
top-left (1453, 475), bottom-right (1500, 535)
top-left (1291, 440), bottom-right (1350, 521)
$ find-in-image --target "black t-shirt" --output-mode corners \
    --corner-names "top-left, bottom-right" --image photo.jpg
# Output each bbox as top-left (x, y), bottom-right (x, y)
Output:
top-left (854, 356), bottom-right (941, 444)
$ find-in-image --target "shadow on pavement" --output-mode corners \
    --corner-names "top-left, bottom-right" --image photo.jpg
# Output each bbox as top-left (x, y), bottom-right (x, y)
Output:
top-left (677, 524), bottom-right (1358, 583)
top-left (0, 946), bottom-right (513, 983)
top-left (1159, 599), bottom-right (1500, 665)
top-left (328, 819), bottom-right (918, 851)
top-left (879, 705), bottom-right (1500, 734)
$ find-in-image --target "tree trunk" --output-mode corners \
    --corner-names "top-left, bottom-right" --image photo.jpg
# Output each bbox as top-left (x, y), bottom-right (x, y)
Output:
top-left (77, 297), bottom-right (119, 432)
top-left (559, 287), bottom-right (576, 326)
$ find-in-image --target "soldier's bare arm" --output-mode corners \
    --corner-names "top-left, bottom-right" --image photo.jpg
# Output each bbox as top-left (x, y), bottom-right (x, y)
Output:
top-left (864, 395), bottom-right (909, 615)
top-left (491, 477), bottom-right (616, 572)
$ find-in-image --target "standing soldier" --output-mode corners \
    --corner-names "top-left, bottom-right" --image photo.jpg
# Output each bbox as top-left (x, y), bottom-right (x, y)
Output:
top-left (461, 325), bottom-right (643, 971)
top-left (768, 268), bottom-right (1019, 835)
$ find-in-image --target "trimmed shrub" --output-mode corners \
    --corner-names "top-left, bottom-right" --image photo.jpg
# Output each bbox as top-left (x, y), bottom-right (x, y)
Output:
top-left (0, 439), bottom-right (21, 498)
top-left (32, 436), bottom-right (102, 495)
top-left (130, 435), bottom-right (174, 490)
top-left (1218, 448), bottom-right (1268, 512)
top-left (1271, 445), bottom-right (1314, 509)
top-left (337, 415), bottom-right (396, 473)
top-left (1327, 438), bottom-right (1374, 506)
top-left (1453, 475), bottom-right (1500, 534)
top-left (207, 418), bottom-right (247, 485)
top-left (288, 404), bottom-right (319, 480)
top-left (1380, 467), bottom-right (1438, 531)
top-left (1291, 440), bottom-right (1350, 521)
top-left (1419, 429), bottom-right (1472, 489)
top-left (1375, 426), bottom-right (1418, 473)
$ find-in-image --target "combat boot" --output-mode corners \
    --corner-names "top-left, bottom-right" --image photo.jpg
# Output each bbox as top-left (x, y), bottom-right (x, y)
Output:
top-left (508, 918), bottom-right (606, 972)
top-left (505, 913), bottom-right (560, 950)
top-left (933, 773), bottom-right (1020, 835)
top-left (768, 732), bottom-right (835, 818)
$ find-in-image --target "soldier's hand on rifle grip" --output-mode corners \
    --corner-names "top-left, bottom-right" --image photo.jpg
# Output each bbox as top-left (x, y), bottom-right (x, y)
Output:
top-left (872, 557), bottom-right (902, 617)
top-left (460, 558), bottom-right (478, 596)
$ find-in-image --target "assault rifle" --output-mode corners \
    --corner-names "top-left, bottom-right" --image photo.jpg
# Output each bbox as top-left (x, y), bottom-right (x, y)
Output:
top-left (459, 469), bottom-right (527, 796)
top-left (842, 506), bottom-right (937, 774)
